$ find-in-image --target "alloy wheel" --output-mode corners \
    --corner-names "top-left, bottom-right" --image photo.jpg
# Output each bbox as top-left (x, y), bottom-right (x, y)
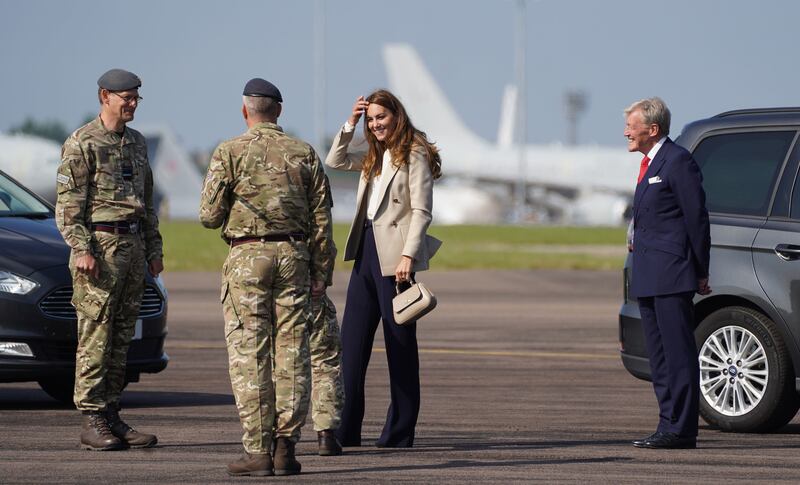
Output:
top-left (699, 325), bottom-right (768, 417)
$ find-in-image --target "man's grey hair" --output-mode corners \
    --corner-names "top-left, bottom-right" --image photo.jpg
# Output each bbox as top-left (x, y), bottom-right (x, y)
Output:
top-left (243, 95), bottom-right (280, 118)
top-left (625, 97), bottom-right (671, 136)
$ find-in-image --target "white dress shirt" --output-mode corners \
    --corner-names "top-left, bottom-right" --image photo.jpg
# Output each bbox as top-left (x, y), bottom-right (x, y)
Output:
top-left (645, 137), bottom-right (668, 165)
top-left (628, 136), bottom-right (668, 248)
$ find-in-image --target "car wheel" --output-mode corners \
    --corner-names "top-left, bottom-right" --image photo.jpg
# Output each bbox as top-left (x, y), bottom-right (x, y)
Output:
top-left (37, 378), bottom-right (76, 405)
top-left (696, 306), bottom-right (800, 432)
top-left (38, 378), bottom-right (130, 406)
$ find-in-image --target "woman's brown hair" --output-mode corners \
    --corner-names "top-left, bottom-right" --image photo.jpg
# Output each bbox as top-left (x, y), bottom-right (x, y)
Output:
top-left (361, 89), bottom-right (442, 181)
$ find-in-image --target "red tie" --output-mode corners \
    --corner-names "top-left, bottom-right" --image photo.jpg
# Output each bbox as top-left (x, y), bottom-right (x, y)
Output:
top-left (637, 156), bottom-right (651, 184)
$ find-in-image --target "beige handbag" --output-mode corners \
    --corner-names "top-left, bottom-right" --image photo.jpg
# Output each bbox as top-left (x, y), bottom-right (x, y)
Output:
top-left (392, 279), bottom-right (437, 325)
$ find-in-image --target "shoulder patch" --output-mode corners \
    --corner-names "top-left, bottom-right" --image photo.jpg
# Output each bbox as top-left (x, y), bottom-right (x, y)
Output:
top-left (57, 173), bottom-right (71, 185)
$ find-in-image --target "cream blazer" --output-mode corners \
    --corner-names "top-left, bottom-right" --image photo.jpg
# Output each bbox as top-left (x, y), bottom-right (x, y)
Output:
top-left (325, 126), bottom-right (442, 276)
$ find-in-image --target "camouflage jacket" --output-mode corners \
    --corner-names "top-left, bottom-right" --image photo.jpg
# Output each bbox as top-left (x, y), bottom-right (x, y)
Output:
top-left (199, 122), bottom-right (334, 284)
top-left (55, 117), bottom-right (163, 261)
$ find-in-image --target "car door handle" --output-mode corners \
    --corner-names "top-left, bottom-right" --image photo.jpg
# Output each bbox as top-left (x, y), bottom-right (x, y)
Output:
top-left (774, 244), bottom-right (800, 261)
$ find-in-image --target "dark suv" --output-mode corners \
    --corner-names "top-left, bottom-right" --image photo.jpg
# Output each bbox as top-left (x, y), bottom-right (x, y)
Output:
top-left (0, 169), bottom-right (168, 404)
top-left (620, 107), bottom-right (800, 432)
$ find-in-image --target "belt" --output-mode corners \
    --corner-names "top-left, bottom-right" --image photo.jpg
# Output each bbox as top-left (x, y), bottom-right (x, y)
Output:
top-left (91, 221), bottom-right (140, 234)
top-left (230, 233), bottom-right (306, 247)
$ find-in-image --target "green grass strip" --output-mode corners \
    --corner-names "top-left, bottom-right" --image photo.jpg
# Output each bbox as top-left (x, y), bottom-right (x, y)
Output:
top-left (160, 221), bottom-right (627, 272)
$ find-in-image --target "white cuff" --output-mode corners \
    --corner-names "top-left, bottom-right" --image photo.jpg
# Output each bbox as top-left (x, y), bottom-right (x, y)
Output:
top-left (343, 121), bottom-right (355, 133)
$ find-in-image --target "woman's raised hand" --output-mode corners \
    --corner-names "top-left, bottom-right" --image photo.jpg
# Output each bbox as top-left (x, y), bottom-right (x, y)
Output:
top-left (348, 96), bottom-right (369, 126)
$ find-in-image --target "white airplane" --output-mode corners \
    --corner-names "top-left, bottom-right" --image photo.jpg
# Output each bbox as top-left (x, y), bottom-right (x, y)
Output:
top-left (383, 44), bottom-right (640, 225)
top-left (0, 133), bottom-right (62, 198)
top-left (0, 126), bottom-right (202, 220)
top-left (137, 124), bottom-right (203, 220)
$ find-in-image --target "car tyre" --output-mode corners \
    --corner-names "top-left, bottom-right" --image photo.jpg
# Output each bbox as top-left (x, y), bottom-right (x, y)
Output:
top-left (38, 377), bottom-right (130, 406)
top-left (696, 306), bottom-right (799, 432)
top-left (37, 378), bottom-right (76, 405)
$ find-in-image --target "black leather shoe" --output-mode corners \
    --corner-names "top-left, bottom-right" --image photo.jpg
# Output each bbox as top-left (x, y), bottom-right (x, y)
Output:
top-left (375, 440), bottom-right (413, 448)
top-left (632, 431), bottom-right (663, 447)
top-left (638, 432), bottom-right (696, 449)
top-left (335, 431), bottom-right (360, 447)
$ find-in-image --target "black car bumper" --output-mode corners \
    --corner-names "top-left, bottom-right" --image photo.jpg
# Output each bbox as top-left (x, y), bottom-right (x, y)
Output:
top-left (0, 342), bottom-right (169, 382)
top-left (619, 297), bottom-right (651, 381)
top-left (0, 264), bottom-right (169, 384)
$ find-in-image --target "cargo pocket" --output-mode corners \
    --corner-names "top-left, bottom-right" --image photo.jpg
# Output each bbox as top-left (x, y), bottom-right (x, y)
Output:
top-left (278, 243), bottom-right (309, 290)
top-left (224, 318), bottom-right (244, 342)
top-left (207, 180), bottom-right (226, 205)
top-left (95, 176), bottom-right (119, 201)
top-left (222, 282), bottom-right (244, 341)
top-left (72, 285), bottom-right (111, 321)
top-left (323, 297), bottom-right (340, 337)
top-left (220, 281), bottom-right (229, 303)
top-left (93, 231), bottom-right (119, 256)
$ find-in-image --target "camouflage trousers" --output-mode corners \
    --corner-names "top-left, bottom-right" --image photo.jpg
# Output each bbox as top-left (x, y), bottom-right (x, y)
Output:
top-left (71, 232), bottom-right (145, 411)
top-left (222, 242), bottom-right (312, 454)
top-left (309, 294), bottom-right (344, 431)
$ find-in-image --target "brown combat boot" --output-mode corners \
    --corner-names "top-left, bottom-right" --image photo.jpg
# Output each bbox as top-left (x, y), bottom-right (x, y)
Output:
top-left (80, 411), bottom-right (124, 451)
top-left (106, 404), bottom-right (157, 448)
top-left (226, 452), bottom-right (273, 477)
top-left (318, 430), bottom-right (343, 456)
top-left (273, 437), bottom-right (302, 476)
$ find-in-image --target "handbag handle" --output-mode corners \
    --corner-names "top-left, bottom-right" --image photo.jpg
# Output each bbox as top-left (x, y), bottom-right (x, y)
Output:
top-left (395, 276), bottom-right (417, 295)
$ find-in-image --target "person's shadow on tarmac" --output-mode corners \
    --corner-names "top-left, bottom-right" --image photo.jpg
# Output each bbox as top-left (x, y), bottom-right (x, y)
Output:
top-left (0, 387), bottom-right (234, 410)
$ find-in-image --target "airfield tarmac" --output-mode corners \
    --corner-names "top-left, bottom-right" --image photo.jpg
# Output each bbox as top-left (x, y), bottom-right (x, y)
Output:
top-left (2, 270), bottom-right (800, 483)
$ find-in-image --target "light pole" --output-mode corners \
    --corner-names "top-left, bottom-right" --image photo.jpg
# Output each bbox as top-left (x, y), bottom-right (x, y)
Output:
top-left (565, 90), bottom-right (588, 146)
top-left (513, 0), bottom-right (528, 222)
top-left (313, 0), bottom-right (326, 154)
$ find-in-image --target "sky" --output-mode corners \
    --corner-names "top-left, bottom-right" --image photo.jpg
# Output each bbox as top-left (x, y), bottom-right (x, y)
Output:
top-left (1, 0), bottom-right (799, 155)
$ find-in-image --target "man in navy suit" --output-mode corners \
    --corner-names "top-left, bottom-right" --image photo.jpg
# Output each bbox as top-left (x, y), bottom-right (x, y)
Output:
top-left (624, 97), bottom-right (711, 449)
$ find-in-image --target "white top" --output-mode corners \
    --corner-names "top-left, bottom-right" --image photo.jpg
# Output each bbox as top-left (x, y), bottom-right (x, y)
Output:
top-left (367, 150), bottom-right (394, 220)
top-left (342, 121), bottom-right (394, 221)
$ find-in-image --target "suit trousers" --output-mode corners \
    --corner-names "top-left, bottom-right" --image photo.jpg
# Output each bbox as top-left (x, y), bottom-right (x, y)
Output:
top-left (638, 292), bottom-right (699, 438)
top-left (337, 223), bottom-right (420, 447)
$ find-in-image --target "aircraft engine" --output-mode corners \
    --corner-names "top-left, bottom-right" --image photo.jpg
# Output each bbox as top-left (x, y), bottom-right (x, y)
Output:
top-left (432, 185), bottom-right (503, 224)
top-left (567, 192), bottom-right (631, 226)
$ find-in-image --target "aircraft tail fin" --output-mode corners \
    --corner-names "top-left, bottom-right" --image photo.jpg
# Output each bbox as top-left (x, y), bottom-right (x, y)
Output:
top-left (138, 124), bottom-right (203, 219)
top-left (497, 84), bottom-right (517, 148)
top-left (383, 44), bottom-right (485, 148)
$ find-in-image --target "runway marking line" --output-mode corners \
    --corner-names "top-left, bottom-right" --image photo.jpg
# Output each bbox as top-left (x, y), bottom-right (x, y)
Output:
top-left (167, 342), bottom-right (617, 360)
top-left (383, 347), bottom-right (617, 360)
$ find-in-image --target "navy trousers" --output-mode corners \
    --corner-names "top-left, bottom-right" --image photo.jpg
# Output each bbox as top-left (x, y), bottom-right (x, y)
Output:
top-left (638, 292), bottom-right (699, 438)
top-left (336, 223), bottom-right (420, 447)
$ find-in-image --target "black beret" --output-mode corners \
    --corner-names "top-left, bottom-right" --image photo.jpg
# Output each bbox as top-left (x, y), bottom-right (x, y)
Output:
top-left (243, 78), bottom-right (282, 102)
top-left (97, 69), bottom-right (142, 91)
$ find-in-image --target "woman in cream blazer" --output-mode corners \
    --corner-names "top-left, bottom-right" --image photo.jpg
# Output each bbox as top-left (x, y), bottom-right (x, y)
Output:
top-left (325, 89), bottom-right (441, 448)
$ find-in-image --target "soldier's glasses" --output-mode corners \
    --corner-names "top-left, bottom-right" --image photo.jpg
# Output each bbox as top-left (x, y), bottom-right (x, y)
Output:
top-left (110, 92), bottom-right (143, 104)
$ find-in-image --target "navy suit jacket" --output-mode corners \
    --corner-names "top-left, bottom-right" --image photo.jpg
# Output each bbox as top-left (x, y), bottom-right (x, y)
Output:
top-left (630, 138), bottom-right (710, 298)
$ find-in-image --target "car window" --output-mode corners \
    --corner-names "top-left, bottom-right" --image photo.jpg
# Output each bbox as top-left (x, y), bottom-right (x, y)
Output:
top-left (693, 131), bottom-right (795, 216)
top-left (0, 172), bottom-right (51, 216)
top-left (789, 164), bottom-right (800, 219)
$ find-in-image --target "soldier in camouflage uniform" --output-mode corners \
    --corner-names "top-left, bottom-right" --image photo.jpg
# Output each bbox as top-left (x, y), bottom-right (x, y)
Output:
top-left (55, 69), bottom-right (163, 451)
top-left (199, 78), bottom-right (334, 477)
top-left (309, 270), bottom-right (344, 456)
